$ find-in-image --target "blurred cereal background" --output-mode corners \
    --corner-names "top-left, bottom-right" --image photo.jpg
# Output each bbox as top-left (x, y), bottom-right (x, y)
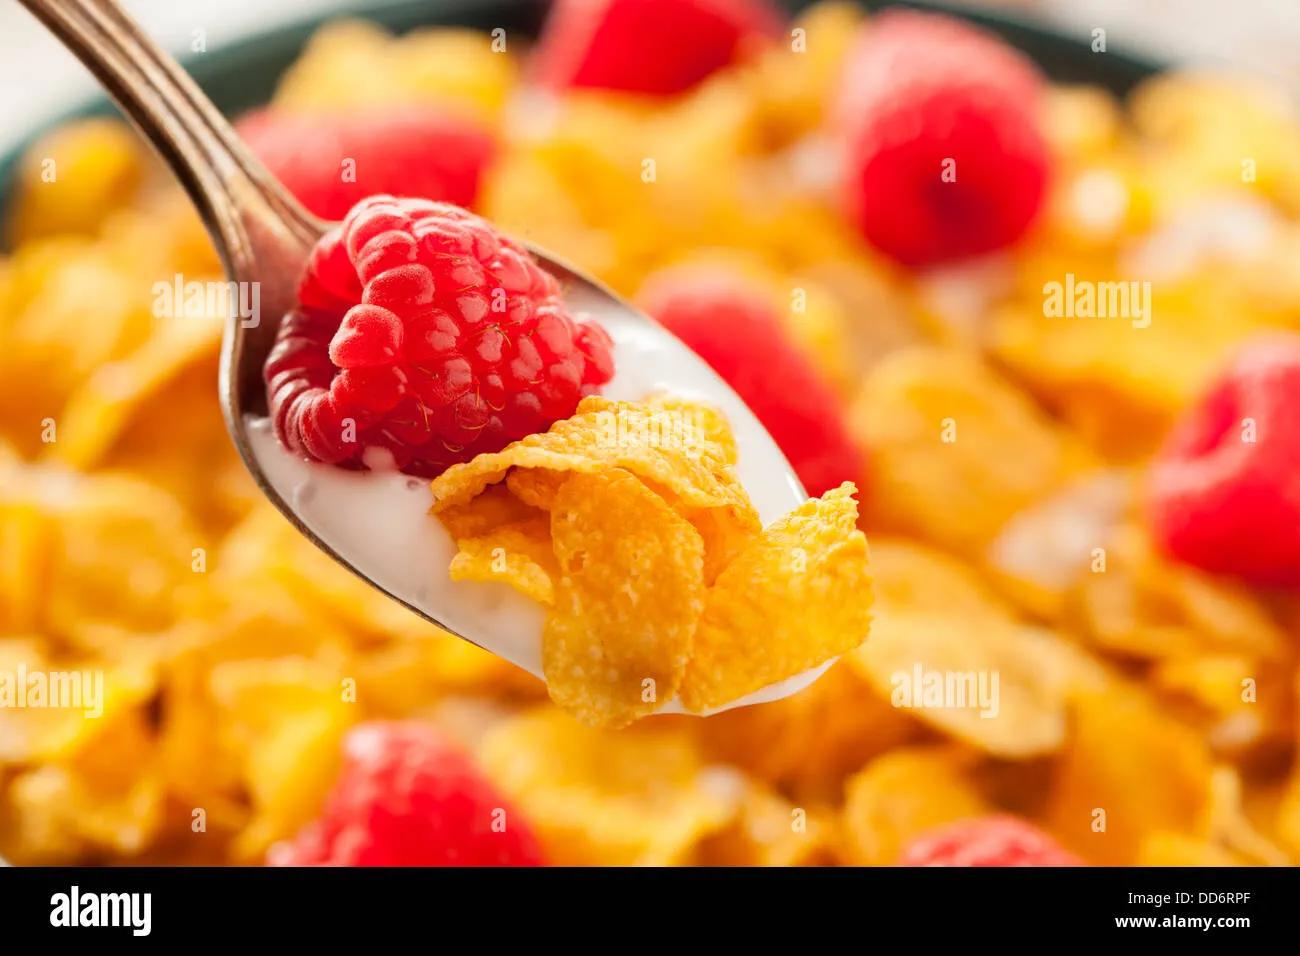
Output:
top-left (2, 0), bottom-right (1300, 866)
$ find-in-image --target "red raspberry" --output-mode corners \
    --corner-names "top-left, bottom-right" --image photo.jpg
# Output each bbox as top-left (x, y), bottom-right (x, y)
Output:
top-left (265, 196), bottom-right (614, 477)
top-left (533, 0), bottom-right (783, 97)
top-left (899, 816), bottom-right (1083, 867)
top-left (237, 107), bottom-right (495, 220)
top-left (638, 267), bottom-right (862, 497)
top-left (267, 721), bottom-right (545, 867)
top-left (1148, 335), bottom-right (1300, 587)
top-left (831, 10), bottom-right (1050, 266)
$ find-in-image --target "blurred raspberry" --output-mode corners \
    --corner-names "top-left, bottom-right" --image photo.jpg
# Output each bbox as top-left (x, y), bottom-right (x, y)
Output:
top-left (831, 10), bottom-right (1050, 266)
top-left (1148, 334), bottom-right (1300, 587)
top-left (638, 267), bottom-right (862, 496)
top-left (237, 107), bottom-right (495, 219)
top-left (266, 196), bottom-right (614, 476)
top-left (268, 721), bottom-right (545, 867)
top-left (899, 816), bottom-right (1083, 866)
top-left (533, 0), bottom-right (783, 96)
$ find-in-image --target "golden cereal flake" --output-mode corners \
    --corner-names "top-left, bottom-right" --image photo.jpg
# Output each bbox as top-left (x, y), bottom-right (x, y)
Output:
top-left (435, 482), bottom-right (544, 540)
top-left (847, 611), bottom-right (1076, 759)
top-left (1045, 686), bottom-right (1215, 865)
top-left (543, 469), bottom-right (706, 728)
top-left (480, 707), bottom-right (740, 865)
top-left (430, 396), bottom-right (748, 512)
top-left (447, 515), bottom-right (558, 605)
top-left (433, 395), bottom-right (758, 587)
top-left (850, 348), bottom-right (1088, 556)
top-left (679, 483), bottom-right (872, 712)
top-left (840, 747), bottom-right (990, 866)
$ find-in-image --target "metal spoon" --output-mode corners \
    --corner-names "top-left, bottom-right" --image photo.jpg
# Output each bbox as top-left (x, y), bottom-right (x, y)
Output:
top-left (19, 0), bottom-right (807, 671)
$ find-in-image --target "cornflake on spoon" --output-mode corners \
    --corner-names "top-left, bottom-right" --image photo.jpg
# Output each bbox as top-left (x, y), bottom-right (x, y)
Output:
top-left (431, 395), bottom-right (873, 727)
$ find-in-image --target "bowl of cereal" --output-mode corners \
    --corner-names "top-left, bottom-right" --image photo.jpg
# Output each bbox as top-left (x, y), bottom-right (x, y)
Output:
top-left (1, 0), bottom-right (1298, 869)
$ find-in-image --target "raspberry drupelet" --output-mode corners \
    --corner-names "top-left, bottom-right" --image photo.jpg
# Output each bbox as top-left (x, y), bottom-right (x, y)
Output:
top-left (265, 196), bottom-right (615, 477)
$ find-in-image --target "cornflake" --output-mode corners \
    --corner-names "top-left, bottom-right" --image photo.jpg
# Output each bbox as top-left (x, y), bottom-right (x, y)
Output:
top-left (431, 396), bottom-right (872, 727)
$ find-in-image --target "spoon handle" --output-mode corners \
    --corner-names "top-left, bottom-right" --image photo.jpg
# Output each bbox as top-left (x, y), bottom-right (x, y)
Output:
top-left (17, 0), bottom-right (321, 278)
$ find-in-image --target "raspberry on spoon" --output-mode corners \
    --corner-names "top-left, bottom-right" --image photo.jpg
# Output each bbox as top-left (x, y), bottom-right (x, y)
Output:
top-left (264, 196), bottom-right (615, 477)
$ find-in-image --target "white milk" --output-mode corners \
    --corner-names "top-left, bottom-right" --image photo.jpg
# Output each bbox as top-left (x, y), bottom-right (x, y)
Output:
top-left (248, 292), bottom-right (835, 715)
